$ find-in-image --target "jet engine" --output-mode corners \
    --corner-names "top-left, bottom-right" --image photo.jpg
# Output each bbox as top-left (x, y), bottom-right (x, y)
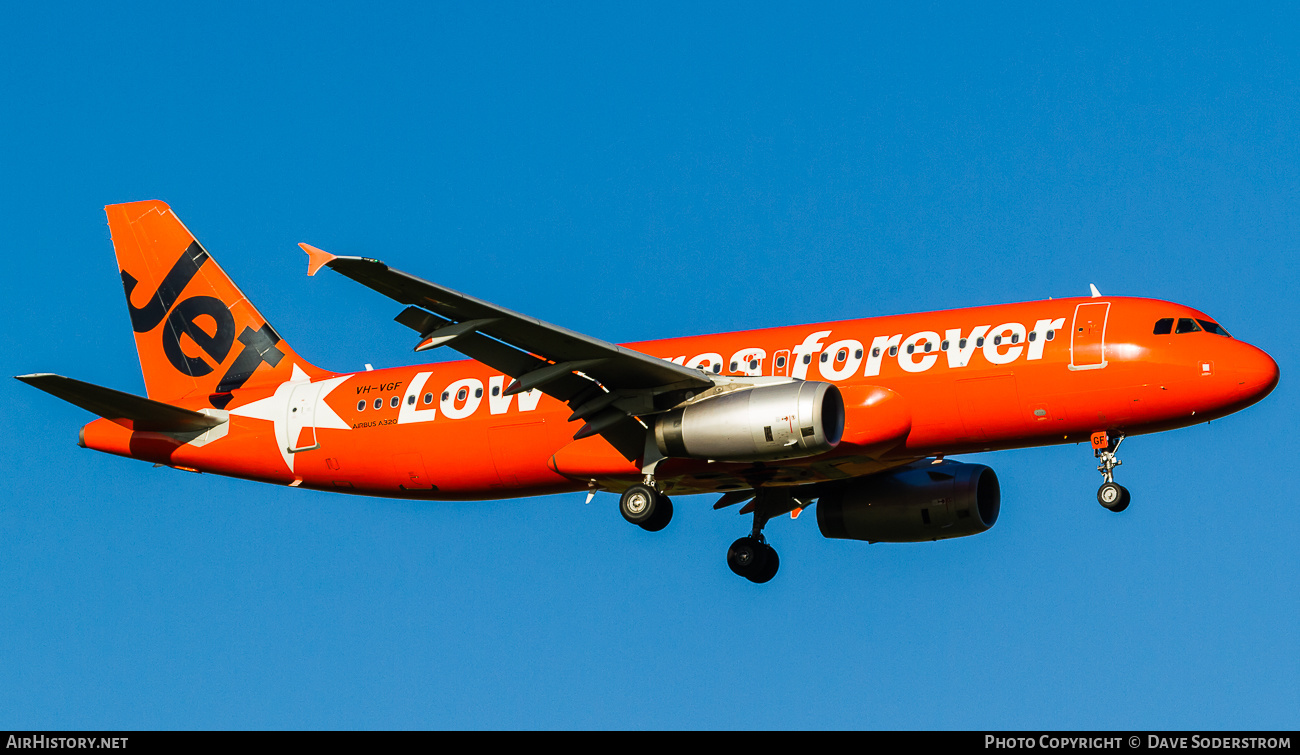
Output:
top-left (816, 460), bottom-right (1000, 543)
top-left (654, 381), bottom-right (844, 462)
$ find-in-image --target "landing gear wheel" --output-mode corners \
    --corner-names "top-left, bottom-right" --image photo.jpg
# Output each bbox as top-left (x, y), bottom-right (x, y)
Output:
top-left (639, 495), bottom-right (673, 532)
top-left (749, 545), bottom-right (779, 584)
top-left (727, 536), bottom-right (767, 579)
top-left (727, 537), bottom-right (779, 582)
top-left (620, 484), bottom-right (659, 526)
top-left (1098, 482), bottom-right (1130, 512)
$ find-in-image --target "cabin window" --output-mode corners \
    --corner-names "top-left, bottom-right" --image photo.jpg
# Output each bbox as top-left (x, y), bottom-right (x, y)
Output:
top-left (976, 337), bottom-right (985, 347)
top-left (749, 359), bottom-right (759, 370)
top-left (993, 335), bottom-right (1002, 345)
top-left (803, 354), bottom-right (811, 365)
top-left (1046, 330), bottom-right (1055, 340)
top-left (959, 338), bottom-right (967, 349)
top-left (390, 396), bottom-right (400, 408)
top-left (1028, 331), bottom-right (1037, 342)
top-left (373, 398), bottom-right (382, 410)
top-left (906, 344), bottom-right (915, 354)
top-left (357, 400), bottom-right (366, 411)
top-left (406, 395), bottom-right (415, 406)
top-left (923, 342), bottom-right (932, 353)
top-left (424, 392), bottom-right (434, 404)
top-left (854, 349), bottom-right (863, 359)
top-left (712, 363), bottom-right (721, 373)
top-left (457, 388), bottom-right (468, 401)
top-left (1010, 333), bottom-right (1020, 344)
top-left (1176, 318), bottom-right (1201, 334)
top-left (491, 385), bottom-right (500, 396)
top-left (888, 345), bottom-right (898, 357)
top-left (730, 362), bottom-right (738, 371)
top-left (941, 340), bottom-right (950, 350)
top-left (475, 387), bottom-right (483, 398)
top-left (1153, 318), bottom-right (1174, 335)
top-left (837, 349), bottom-right (847, 361)
top-left (872, 347), bottom-right (881, 358)
top-left (820, 352), bottom-right (829, 363)
top-left (776, 355), bottom-right (787, 368)
top-left (1197, 319), bottom-right (1231, 337)
top-left (441, 392), bottom-right (449, 401)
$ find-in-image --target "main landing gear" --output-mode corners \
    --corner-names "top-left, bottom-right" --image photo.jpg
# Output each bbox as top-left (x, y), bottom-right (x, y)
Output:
top-left (728, 533), bottom-right (779, 584)
top-left (620, 480), bottom-right (674, 532)
top-left (1093, 431), bottom-right (1131, 513)
top-left (726, 488), bottom-right (801, 584)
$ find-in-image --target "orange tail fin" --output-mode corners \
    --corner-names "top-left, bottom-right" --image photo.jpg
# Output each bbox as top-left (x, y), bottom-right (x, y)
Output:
top-left (107, 200), bottom-right (326, 409)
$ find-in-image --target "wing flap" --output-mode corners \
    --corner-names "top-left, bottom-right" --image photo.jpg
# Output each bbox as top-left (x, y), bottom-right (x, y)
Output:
top-left (16, 373), bottom-right (225, 433)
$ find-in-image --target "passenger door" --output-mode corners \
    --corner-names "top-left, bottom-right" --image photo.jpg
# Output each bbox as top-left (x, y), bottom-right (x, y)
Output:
top-left (1070, 302), bottom-right (1110, 370)
top-left (287, 381), bottom-right (322, 452)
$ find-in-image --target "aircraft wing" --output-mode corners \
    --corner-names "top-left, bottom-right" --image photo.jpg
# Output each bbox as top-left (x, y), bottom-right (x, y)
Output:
top-left (302, 245), bottom-right (715, 460)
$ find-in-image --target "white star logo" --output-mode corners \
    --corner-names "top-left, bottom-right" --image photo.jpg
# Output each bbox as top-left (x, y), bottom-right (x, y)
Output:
top-left (230, 364), bottom-right (351, 473)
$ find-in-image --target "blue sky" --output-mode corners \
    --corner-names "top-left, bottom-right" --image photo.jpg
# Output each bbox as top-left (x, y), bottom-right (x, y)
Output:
top-left (1, 2), bottom-right (1297, 729)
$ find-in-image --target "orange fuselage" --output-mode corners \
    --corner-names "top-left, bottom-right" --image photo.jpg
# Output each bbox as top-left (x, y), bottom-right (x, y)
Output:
top-left (79, 295), bottom-right (1279, 500)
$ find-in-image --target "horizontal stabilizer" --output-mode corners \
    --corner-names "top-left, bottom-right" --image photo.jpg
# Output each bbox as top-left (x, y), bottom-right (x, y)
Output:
top-left (15, 373), bottom-right (225, 433)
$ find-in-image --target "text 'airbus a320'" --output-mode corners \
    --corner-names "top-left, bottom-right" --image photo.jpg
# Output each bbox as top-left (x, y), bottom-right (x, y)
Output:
top-left (19, 201), bottom-right (1279, 582)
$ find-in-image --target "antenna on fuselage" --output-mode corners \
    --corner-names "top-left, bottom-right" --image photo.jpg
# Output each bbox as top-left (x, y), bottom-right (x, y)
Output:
top-left (1089, 284), bottom-right (1102, 298)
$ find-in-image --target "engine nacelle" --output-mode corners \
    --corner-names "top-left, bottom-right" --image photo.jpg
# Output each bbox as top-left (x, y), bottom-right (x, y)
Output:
top-left (654, 381), bottom-right (844, 462)
top-left (816, 460), bottom-right (1000, 543)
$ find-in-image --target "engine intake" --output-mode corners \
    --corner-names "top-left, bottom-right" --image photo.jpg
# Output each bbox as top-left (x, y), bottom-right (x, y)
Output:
top-left (816, 460), bottom-right (1000, 543)
top-left (654, 381), bottom-right (844, 462)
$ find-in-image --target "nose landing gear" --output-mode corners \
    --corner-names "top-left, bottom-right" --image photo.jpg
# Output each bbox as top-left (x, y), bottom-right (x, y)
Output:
top-left (1093, 431), bottom-right (1130, 512)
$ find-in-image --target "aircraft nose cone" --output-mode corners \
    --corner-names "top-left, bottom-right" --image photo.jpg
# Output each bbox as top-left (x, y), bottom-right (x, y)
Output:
top-left (1228, 344), bottom-right (1280, 405)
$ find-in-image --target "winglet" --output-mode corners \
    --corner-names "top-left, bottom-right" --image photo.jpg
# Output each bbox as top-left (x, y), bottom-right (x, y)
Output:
top-left (300, 243), bottom-right (338, 277)
top-left (1089, 283), bottom-right (1102, 298)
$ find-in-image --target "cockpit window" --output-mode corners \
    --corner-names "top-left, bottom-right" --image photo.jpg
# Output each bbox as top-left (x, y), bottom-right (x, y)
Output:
top-left (1196, 319), bottom-right (1231, 337)
top-left (1153, 318), bottom-right (1173, 335)
top-left (1175, 318), bottom-right (1202, 334)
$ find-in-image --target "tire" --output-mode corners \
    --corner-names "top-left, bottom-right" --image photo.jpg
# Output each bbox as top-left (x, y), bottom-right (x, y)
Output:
top-left (1097, 482), bottom-right (1126, 510)
top-left (748, 545), bottom-right (780, 584)
top-left (620, 484), bottom-right (658, 525)
top-left (639, 495), bottom-right (673, 532)
top-left (1107, 485), bottom-right (1131, 513)
top-left (727, 536), bottom-right (768, 578)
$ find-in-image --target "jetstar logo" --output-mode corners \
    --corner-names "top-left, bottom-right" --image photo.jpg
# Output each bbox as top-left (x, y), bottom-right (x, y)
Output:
top-left (121, 241), bottom-right (285, 406)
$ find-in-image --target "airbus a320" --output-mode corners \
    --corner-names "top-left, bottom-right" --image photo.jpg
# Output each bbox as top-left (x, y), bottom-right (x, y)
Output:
top-left (18, 201), bottom-right (1280, 582)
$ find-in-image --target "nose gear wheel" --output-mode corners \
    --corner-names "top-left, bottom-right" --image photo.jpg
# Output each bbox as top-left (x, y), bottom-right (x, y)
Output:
top-left (1097, 481), bottom-right (1130, 512)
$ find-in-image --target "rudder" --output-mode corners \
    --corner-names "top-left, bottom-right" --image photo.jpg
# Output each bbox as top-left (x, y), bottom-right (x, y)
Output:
top-left (107, 200), bottom-right (325, 408)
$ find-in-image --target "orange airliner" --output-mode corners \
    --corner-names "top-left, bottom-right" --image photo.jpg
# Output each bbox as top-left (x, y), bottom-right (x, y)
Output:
top-left (18, 201), bottom-right (1280, 582)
